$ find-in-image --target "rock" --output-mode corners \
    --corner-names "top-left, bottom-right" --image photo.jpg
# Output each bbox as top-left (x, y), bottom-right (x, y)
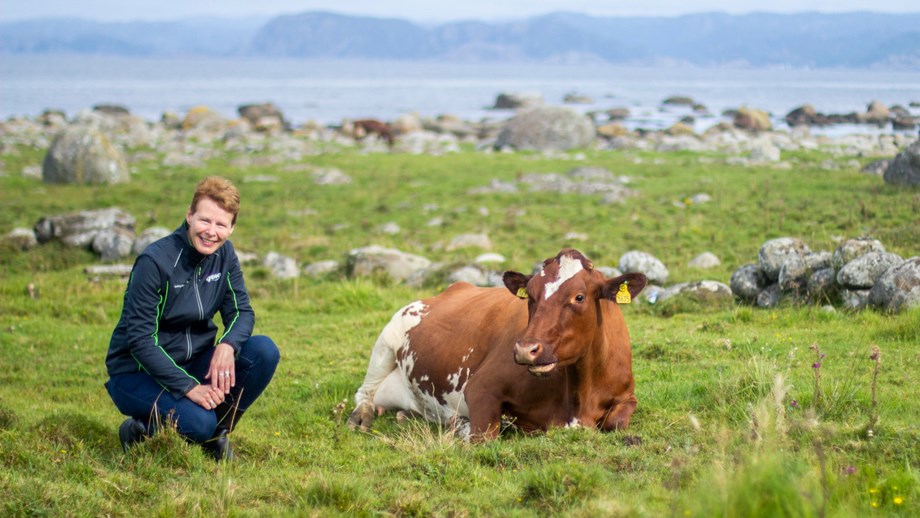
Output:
top-left (474, 253), bottom-right (506, 265)
top-left (730, 264), bottom-right (767, 302)
top-left (131, 227), bottom-right (171, 255)
top-left (862, 158), bottom-right (890, 176)
top-left (749, 139), bottom-right (781, 162)
top-left (755, 284), bottom-right (782, 308)
top-left (34, 207), bottom-right (135, 248)
top-left (657, 280), bottom-right (733, 305)
top-left (733, 107), bottom-right (772, 132)
top-left (379, 222), bottom-right (401, 235)
top-left (492, 92), bottom-right (543, 110)
top-left (92, 228), bottom-right (136, 261)
top-left (263, 251), bottom-right (300, 279)
top-left (596, 123), bottom-right (630, 138)
top-left (869, 257), bottom-right (920, 313)
top-left (662, 96), bottom-right (694, 106)
top-left (688, 252), bottom-right (721, 270)
top-left (446, 233), bottom-right (492, 252)
top-left (883, 140), bottom-right (920, 186)
top-left (858, 100), bottom-right (889, 126)
top-left (840, 288), bottom-right (870, 310)
top-left (836, 251), bottom-right (904, 289)
top-left (312, 168), bottom-right (352, 185)
top-left (785, 104), bottom-right (830, 127)
top-left (304, 260), bottom-right (341, 278)
top-left (346, 245), bottom-right (431, 283)
top-left (808, 268), bottom-right (837, 303)
top-left (448, 265), bottom-right (490, 286)
top-left (3, 228), bottom-right (37, 250)
top-left (42, 125), bottom-right (129, 184)
top-left (84, 264), bottom-right (133, 277)
top-left (618, 250), bottom-right (669, 285)
top-left (238, 103), bottom-right (286, 132)
top-left (832, 237), bottom-right (885, 271)
top-left (563, 93), bottom-right (593, 104)
top-left (182, 106), bottom-right (228, 132)
top-left (805, 251), bottom-right (832, 271)
top-left (391, 113), bottom-right (423, 135)
top-left (494, 106), bottom-right (596, 152)
top-left (758, 237), bottom-right (810, 282)
top-left (777, 255), bottom-right (809, 293)
top-left (93, 104), bottom-right (130, 116)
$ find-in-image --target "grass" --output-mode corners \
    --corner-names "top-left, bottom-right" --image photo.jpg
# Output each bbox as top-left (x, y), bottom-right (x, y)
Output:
top-left (1, 138), bottom-right (919, 516)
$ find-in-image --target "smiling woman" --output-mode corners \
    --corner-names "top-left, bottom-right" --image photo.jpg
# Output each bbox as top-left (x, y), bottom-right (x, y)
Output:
top-left (103, 176), bottom-right (280, 462)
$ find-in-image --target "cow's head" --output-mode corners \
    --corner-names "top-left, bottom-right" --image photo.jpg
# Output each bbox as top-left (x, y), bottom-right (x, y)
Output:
top-left (502, 248), bottom-right (646, 376)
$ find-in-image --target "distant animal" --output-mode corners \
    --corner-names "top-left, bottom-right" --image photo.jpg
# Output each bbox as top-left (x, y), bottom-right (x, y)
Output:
top-left (352, 119), bottom-right (394, 146)
top-left (347, 248), bottom-right (647, 441)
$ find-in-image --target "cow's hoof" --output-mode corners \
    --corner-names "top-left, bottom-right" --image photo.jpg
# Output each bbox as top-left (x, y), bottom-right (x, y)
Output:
top-left (346, 402), bottom-right (376, 432)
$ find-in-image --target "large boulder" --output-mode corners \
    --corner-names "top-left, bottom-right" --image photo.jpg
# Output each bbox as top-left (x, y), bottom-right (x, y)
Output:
top-left (618, 250), bottom-right (669, 285)
top-left (494, 106), bottom-right (596, 151)
top-left (730, 264), bottom-right (767, 302)
top-left (883, 140), bottom-right (920, 186)
top-left (836, 251), bottom-right (903, 289)
top-left (346, 245), bottom-right (431, 283)
top-left (869, 257), bottom-right (920, 313)
top-left (492, 92), bottom-right (544, 110)
top-left (42, 125), bottom-right (129, 184)
top-left (733, 107), bottom-right (772, 132)
top-left (33, 207), bottom-right (135, 248)
top-left (758, 237), bottom-right (810, 282)
top-left (832, 237), bottom-right (885, 271)
top-left (238, 103), bottom-right (286, 133)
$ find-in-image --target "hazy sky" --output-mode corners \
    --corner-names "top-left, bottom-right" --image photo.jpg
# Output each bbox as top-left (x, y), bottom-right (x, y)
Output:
top-left (0, 0), bottom-right (917, 23)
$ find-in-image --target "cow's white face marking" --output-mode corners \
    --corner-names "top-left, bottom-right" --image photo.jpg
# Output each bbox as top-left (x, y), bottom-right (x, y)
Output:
top-left (565, 418), bottom-right (582, 428)
top-left (543, 254), bottom-right (584, 300)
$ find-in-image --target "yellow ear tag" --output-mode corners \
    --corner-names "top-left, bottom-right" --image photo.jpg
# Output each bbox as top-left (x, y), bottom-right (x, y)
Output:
top-left (616, 282), bottom-right (631, 304)
top-left (516, 288), bottom-right (528, 300)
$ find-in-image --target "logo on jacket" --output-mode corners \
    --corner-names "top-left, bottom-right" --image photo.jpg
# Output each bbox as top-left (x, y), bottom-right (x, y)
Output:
top-left (205, 273), bottom-right (222, 283)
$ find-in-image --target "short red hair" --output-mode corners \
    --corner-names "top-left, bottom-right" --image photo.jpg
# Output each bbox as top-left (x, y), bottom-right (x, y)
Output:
top-left (190, 176), bottom-right (240, 225)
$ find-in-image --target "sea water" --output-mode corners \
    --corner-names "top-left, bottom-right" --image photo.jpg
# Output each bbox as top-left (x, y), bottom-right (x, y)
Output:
top-left (2, 55), bottom-right (919, 134)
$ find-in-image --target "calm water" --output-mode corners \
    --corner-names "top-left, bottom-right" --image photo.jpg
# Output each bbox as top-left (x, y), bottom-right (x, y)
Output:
top-left (2, 55), bottom-right (919, 133)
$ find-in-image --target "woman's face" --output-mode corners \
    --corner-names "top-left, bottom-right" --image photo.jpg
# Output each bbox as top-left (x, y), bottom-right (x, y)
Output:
top-left (186, 197), bottom-right (234, 256)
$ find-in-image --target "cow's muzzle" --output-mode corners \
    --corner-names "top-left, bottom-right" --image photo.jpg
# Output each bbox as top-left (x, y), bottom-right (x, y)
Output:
top-left (514, 339), bottom-right (557, 376)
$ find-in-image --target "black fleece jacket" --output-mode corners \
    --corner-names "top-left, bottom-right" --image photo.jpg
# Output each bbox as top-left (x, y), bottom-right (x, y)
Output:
top-left (105, 222), bottom-right (254, 398)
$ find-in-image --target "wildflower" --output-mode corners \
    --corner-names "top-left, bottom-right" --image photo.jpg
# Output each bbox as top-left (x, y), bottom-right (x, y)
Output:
top-left (842, 465), bottom-right (856, 476)
top-left (812, 362), bottom-right (821, 369)
top-left (893, 496), bottom-right (904, 505)
top-left (869, 488), bottom-right (880, 494)
top-left (871, 501), bottom-right (880, 508)
top-left (790, 399), bottom-right (799, 408)
top-left (869, 346), bottom-right (880, 361)
top-left (274, 431), bottom-right (280, 437)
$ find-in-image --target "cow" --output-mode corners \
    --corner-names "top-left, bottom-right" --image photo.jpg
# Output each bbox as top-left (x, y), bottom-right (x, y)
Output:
top-left (352, 118), bottom-right (394, 146)
top-left (347, 248), bottom-right (647, 441)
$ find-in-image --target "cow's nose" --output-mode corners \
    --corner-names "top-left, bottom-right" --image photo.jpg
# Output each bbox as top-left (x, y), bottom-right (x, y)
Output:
top-left (514, 340), bottom-right (543, 364)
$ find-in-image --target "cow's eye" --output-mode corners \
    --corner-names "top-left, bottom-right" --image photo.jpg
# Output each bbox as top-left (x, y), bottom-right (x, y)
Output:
top-left (574, 294), bottom-right (585, 303)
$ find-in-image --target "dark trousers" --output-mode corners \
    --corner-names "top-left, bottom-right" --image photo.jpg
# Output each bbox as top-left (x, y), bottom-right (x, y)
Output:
top-left (106, 335), bottom-right (280, 443)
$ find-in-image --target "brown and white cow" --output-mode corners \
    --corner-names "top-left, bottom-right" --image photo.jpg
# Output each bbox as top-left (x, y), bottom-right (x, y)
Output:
top-left (347, 248), bottom-right (647, 440)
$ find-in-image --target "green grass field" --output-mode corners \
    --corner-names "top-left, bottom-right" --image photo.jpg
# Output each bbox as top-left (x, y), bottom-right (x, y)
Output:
top-left (1, 140), bottom-right (918, 516)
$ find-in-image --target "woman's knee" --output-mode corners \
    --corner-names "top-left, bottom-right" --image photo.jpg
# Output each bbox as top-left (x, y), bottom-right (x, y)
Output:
top-left (244, 335), bottom-right (280, 368)
top-left (172, 407), bottom-right (217, 443)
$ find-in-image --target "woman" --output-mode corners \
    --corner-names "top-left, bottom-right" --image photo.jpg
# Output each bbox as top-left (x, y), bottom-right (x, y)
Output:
top-left (105, 176), bottom-right (280, 461)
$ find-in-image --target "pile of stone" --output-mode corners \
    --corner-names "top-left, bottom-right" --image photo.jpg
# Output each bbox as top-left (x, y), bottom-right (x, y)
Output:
top-left (730, 237), bottom-right (920, 313)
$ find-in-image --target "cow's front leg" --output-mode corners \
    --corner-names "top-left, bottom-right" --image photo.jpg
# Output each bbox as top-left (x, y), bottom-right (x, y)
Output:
top-left (465, 392), bottom-right (503, 441)
top-left (600, 394), bottom-right (637, 431)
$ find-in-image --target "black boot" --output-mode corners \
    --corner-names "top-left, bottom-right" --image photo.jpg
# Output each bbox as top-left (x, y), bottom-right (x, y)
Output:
top-left (118, 417), bottom-right (146, 452)
top-left (202, 428), bottom-right (233, 462)
top-left (202, 405), bottom-right (245, 462)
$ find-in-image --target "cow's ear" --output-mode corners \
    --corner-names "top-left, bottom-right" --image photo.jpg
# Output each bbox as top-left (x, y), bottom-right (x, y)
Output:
top-left (602, 272), bottom-right (647, 303)
top-left (503, 271), bottom-right (532, 299)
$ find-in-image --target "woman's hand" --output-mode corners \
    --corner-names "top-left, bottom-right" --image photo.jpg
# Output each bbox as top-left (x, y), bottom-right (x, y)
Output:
top-left (186, 384), bottom-right (225, 410)
top-left (206, 342), bottom-right (236, 394)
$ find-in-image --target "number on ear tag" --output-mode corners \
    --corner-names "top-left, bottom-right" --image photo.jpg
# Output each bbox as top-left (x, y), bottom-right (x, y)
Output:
top-left (616, 282), bottom-right (631, 304)
top-left (516, 288), bottom-right (528, 300)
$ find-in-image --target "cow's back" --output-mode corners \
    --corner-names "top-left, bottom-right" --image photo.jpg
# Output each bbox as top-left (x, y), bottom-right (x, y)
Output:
top-left (404, 282), bottom-right (526, 402)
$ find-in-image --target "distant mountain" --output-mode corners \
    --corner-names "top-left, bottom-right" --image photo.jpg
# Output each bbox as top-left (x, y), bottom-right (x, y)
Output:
top-left (0, 17), bottom-right (265, 56)
top-left (1, 11), bottom-right (918, 68)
